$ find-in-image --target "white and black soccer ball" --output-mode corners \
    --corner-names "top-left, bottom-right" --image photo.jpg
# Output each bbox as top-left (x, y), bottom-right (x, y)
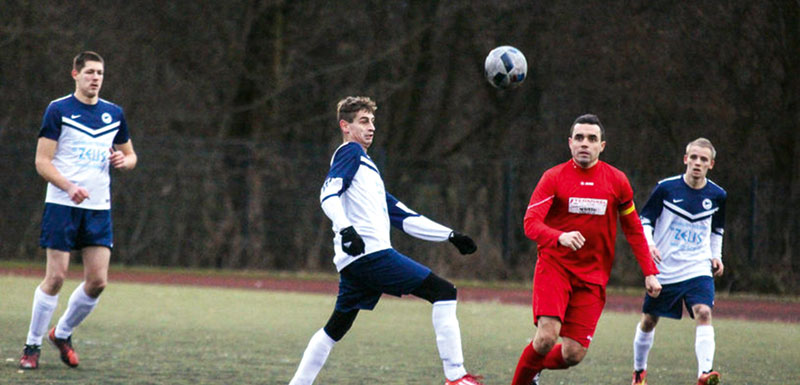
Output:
top-left (484, 45), bottom-right (527, 89)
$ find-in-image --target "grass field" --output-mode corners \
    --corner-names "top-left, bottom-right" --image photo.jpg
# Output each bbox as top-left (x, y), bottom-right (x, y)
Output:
top-left (1, 275), bottom-right (798, 384)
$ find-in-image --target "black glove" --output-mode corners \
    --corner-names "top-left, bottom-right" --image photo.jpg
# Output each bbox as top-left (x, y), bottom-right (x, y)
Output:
top-left (340, 226), bottom-right (365, 256)
top-left (449, 231), bottom-right (477, 255)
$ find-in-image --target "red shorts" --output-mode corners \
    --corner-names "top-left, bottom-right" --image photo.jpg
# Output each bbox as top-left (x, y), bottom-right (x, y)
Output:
top-left (532, 257), bottom-right (606, 348)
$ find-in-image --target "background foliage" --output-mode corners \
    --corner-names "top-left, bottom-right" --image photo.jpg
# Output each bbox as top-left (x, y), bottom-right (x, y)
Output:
top-left (1, 1), bottom-right (798, 293)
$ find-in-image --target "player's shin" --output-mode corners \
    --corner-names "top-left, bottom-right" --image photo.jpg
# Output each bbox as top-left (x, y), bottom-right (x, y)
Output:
top-left (541, 344), bottom-right (568, 369)
top-left (695, 325), bottom-right (715, 377)
top-left (26, 287), bottom-right (59, 345)
top-left (633, 322), bottom-right (655, 371)
top-left (55, 282), bottom-right (99, 338)
top-left (511, 342), bottom-right (546, 385)
top-left (432, 300), bottom-right (467, 381)
top-left (289, 328), bottom-right (336, 385)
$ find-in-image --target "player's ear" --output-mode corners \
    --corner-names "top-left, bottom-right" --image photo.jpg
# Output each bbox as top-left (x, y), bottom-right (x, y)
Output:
top-left (339, 119), bottom-right (352, 138)
top-left (709, 159), bottom-right (714, 169)
top-left (71, 69), bottom-right (78, 80)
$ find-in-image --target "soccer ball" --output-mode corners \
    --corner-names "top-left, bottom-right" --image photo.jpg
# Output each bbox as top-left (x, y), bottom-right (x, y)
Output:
top-left (484, 46), bottom-right (527, 89)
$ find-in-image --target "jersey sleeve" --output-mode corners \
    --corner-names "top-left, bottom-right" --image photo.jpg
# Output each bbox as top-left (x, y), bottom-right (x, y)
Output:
top-left (710, 190), bottom-right (727, 260)
top-left (639, 184), bottom-right (665, 230)
top-left (319, 143), bottom-right (361, 230)
top-left (523, 168), bottom-right (562, 248)
top-left (386, 193), bottom-right (452, 242)
top-left (113, 111), bottom-right (131, 144)
top-left (617, 173), bottom-right (659, 276)
top-left (38, 103), bottom-right (62, 140)
top-left (638, 183), bottom-right (666, 245)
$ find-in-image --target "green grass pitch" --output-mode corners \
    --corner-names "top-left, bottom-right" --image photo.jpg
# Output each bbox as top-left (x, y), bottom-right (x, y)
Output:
top-left (0, 275), bottom-right (797, 384)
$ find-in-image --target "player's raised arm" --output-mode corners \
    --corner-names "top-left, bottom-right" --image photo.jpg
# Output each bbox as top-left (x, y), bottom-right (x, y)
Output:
top-left (386, 193), bottom-right (476, 254)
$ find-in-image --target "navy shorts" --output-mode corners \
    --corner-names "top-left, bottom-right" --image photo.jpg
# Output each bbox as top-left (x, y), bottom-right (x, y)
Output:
top-left (642, 276), bottom-right (715, 319)
top-left (40, 203), bottom-right (113, 252)
top-left (334, 249), bottom-right (432, 313)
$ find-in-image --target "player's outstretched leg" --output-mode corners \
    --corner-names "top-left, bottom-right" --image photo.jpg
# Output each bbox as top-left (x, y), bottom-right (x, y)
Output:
top-left (288, 328), bottom-right (336, 385)
top-left (433, 301), bottom-right (486, 385)
top-left (413, 273), bottom-right (485, 385)
top-left (48, 327), bottom-right (79, 367)
top-left (289, 309), bottom-right (357, 385)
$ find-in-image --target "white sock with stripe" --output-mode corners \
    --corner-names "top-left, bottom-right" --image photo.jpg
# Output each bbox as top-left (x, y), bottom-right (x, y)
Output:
top-left (26, 286), bottom-right (59, 346)
top-left (633, 322), bottom-right (655, 371)
top-left (55, 282), bottom-right (99, 339)
top-left (289, 328), bottom-right (336, 385)
top-left (695, 325), bottom-right (715, 377)
top-left (433, 300), bottom-right (468, 381)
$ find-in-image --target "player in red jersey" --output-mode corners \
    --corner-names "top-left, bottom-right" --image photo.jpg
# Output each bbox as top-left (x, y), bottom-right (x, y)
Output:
top-left (510, 114), bottom-right (662, 385)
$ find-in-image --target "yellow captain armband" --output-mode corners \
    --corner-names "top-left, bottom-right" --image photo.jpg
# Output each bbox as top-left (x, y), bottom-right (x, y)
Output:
top-left (620, 202), bottom-right (636, 216)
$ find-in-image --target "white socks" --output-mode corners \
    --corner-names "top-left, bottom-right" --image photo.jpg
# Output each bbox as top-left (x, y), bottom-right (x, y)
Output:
top-left (632, 322), bottom-right (655, 371)
top-left (289, 301), bottom-right (468, 384)
top-left (289, 328), bottom-right (336, 385)
top-left (26, 287), bottom-right (59, 346)
top-left (55, 282), bottom-right (99, 339)
top-left (432, 300), bottom-right (467, 381)
top-left (695, 325), bottom-right (715, 377)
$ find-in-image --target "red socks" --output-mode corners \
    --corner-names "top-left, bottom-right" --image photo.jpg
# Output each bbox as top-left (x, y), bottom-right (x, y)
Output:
top-left (542, 344), bottom-right (568, 370)
top-left (511, 343), bottom-right (545, 385)
top-left (511, 343), bottom-right (569, 385)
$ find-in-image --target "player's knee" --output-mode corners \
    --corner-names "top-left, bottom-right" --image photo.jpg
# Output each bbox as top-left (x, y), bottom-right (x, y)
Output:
top-left (563, 345), bottom-right (587, 366)
top-left (412, 273), bottom-right (457, 303)
top-left (323, 309), bottom-right (358, 342)
top-left (694, 306), bottom-right (712, 323)
top-left (84, 280), bottom-right (106, 298)
top-left (640, 314), bottom-right (658, 331)
top-left (42, 275), bottom-right (66, 294)
top-left (533, 332), bottom-right (558, 353)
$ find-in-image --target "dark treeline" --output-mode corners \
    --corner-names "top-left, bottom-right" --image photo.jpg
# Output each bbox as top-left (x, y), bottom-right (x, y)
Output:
top-left (1, 1), bottom-right (798, 293)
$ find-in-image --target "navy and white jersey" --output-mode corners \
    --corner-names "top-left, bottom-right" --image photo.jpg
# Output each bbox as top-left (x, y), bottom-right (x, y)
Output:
top-left (320, 142), bottom-right (452, 271)
top-left (39, 94), bottom-right (131, 210)
top-left (640, 175), bottom-right (726, 284)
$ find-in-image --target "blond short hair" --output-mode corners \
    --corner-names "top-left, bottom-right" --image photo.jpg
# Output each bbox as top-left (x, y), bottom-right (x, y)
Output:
top-left (686, 137), bottom-right (716, 159)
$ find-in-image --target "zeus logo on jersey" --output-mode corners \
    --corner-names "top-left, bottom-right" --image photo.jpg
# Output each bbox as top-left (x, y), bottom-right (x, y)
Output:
top-left (77, 147), bottom-right (109, 163)
top-left (568, 197), bottom-right (607, 215)
top-left (668, 221), bottom-right (706, 247)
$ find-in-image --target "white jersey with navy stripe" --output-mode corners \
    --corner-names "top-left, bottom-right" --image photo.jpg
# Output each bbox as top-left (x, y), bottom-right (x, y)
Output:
top-left (39, 94), bottom-right (131, 210)
top-left (320, 142), bottom-right (452, 272)
top-left (640, 175), bottom-right (727, 284)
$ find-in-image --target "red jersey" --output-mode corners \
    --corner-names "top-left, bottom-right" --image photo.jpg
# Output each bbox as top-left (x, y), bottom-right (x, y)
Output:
top-left (524, 159), bottom-right (658, 286)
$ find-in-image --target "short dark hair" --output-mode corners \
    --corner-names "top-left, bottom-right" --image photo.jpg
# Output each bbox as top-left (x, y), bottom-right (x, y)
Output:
top-left (73, 51), bottom-right (104, 73)
top-left (570, 113), bottom-right (605, 140)
top-left (337, 96), bottom-right (377, 123)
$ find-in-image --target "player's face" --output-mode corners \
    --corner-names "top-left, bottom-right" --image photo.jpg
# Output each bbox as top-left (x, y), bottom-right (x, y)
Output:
top-left (684, 145), bottom-right (714, 180)
top-left (72, 61), bottom-right (104, 100)
top-left (342, 110), bottom-right (375, 150)
top-left (568, 123), bottom-right (605, 168)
